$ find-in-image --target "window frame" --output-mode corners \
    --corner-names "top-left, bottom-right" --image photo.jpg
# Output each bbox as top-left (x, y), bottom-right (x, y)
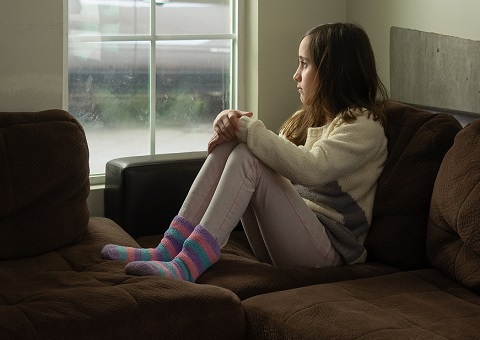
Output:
top-left (63, 0), bottom-right (241, 186)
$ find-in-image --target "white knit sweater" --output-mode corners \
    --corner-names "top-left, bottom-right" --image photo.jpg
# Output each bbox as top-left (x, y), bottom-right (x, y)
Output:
top-left (236, 109), bottom-right (388, 264)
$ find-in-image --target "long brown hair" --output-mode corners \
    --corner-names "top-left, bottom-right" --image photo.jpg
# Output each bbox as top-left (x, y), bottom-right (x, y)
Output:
top-left (281, 23), bottom-right (388, 145)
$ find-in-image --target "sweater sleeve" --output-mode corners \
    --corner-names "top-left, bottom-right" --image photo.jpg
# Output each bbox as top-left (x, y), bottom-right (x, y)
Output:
top-left (236, 114), bottom-right (386, 187)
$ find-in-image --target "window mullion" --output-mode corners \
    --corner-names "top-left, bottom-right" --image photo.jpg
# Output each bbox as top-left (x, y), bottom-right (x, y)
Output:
top-left (69, 34), bottom-right (235, 43)
top-left (231, 0), bottom-right (238, 109)
top-left (150, 0), bottom-right (157, 155)
top-left (155, 34), bottom-right (236, 41)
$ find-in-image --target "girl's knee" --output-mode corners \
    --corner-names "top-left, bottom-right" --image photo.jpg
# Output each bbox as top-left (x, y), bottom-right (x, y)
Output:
top-left (232, 143), bottom-right (256, 160)
top-left (229, 143), bottom-right (267, 176)
top-left (210, 140), bottom-right (238, 158)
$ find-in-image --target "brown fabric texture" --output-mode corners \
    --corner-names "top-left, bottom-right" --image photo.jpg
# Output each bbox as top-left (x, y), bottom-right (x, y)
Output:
top-left (139, 231), bottom-right (400, 300)
top-left (427, 120), bottom-right (480, 290)
top-left (0, 218), bottom-right (245, 339)
top-left (243, 269), bottom-right (480, 339)
top-left (365, 102), bottom-right (462, 269)
top-left (0, 110), bottom-right (90, 260)
top-left (0, 111), bottom-right (245, 339)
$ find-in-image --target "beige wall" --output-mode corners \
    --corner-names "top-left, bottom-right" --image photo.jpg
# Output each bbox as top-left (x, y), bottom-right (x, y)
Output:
top-left (346, 0), bottom-right (480, 93)
top-left (245, 0), bottom-right (480, 129)
top-left (0, 0), bottom-right (64, 111)
top-left (245, 0), bottom-right (347, 130)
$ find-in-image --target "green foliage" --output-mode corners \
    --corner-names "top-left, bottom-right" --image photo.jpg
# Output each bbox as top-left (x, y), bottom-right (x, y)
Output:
top-left (92, 87), bottom-right (149, 128)
top-left (69, 73), bottom-right (228, 129)
top-left (157, 92), bottom-right (208, 127)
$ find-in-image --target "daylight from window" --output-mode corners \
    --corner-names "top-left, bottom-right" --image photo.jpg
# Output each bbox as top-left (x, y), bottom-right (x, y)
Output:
top-left (68, 0), bottom-right (235, 175)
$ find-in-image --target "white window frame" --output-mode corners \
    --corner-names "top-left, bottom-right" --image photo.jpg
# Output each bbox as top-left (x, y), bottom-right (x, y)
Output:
top-left (63, 0), bottom-right (242, 186)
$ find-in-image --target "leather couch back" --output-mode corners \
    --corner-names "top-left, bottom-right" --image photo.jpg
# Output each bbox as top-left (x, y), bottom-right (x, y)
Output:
top-left (0, 110), bottom-right (90, 259)
top-left (365, 101), bottom-right (462, 269)
top-left (427, 119), bottom-right (480, 289)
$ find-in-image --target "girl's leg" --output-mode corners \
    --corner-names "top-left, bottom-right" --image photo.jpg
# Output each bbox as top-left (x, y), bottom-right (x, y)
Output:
top-left (101, 141), bottom-right (238, 262)
top-left (246, 168), bottom-right (343, 268)
top-left (127, 143), bottom-right (268, 279)
top-left (199, 143), bottom-right (341, 268)
top-left (178, 141), bottom-right (239, 225)
top-left (241, 204), bottom-right (272, 264)
top-left (127, 144), bottom-right (341, 280)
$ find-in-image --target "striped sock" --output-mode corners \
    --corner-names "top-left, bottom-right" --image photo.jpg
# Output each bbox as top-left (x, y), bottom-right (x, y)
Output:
top-left (125, 225), bottom-right (220, 282)
top-left (101, 216), bottom-right (194, 262)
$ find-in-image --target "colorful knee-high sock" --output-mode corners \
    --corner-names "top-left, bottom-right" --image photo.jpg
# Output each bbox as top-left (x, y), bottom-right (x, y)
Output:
top-left (125, 225), bottom-right (220, 282)
top-left (101, 216), bottom-right (194, 262)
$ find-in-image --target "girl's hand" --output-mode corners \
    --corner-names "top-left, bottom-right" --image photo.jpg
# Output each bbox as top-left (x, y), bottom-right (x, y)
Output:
top-left (207, 132), bottom-right (228, 154)
top-left (208, 110), bottom-right (253, 153)
top-left (212, 110), bottom-right (253, 141)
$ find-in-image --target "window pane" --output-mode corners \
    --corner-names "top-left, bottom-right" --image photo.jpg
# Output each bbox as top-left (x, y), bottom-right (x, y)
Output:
top-left (69, 0), bottom-right (150, 36)
top-left (68, 0), bottom-right (235, 176)
top-left (69, 41), bottom-right (150, 174)
top-left (156, 1), bottom-right (231, 35)
top-left (155, 39), bottom-right (231, 153)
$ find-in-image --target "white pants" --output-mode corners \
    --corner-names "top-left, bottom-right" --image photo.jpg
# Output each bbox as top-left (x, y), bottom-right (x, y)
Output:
top-left (179, 141), bottom-right (342, 268)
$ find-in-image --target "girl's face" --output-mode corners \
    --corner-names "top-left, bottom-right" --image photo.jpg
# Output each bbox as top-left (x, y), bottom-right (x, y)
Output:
top-left (293, 35), bottom-right (318, 105)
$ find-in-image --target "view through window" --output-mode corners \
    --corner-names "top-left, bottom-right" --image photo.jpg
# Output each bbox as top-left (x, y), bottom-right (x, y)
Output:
top-left (68, 0), bottom-right (236, 176)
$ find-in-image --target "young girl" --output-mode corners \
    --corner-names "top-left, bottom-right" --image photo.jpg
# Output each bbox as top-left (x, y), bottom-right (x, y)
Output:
top-left (102, 23), bottom-right (388, 282)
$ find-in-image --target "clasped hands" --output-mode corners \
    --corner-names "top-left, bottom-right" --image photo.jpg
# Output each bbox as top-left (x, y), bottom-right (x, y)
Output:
top-left (208, 109), bottom-right (253, 154)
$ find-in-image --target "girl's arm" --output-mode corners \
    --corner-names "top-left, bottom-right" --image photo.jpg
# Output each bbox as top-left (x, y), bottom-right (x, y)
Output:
top-left (236, 115), bottom-right (386, 187)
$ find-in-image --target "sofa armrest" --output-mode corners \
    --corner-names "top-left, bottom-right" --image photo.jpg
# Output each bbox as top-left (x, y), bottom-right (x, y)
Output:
top-left (104, 152), bottom-right (207, 238)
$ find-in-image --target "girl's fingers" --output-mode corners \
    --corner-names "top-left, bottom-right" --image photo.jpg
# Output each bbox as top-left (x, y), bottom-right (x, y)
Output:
top-left (213, 109), bottom-right (253, 140)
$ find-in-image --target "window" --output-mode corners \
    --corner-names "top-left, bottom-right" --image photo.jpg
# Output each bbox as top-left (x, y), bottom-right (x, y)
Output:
top-left (67, 0), bottom-right (238, 181)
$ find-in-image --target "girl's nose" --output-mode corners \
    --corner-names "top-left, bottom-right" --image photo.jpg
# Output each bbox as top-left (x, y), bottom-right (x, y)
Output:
top-left (293, 71), bottom-right (300, 81)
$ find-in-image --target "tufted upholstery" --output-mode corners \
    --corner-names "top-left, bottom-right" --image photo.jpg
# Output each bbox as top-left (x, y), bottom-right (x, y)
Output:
top-left (243, 268), bottom-right (480, 339)
top-left (427, 120), bottom-right (480, 289)
top-left (365, 102), bottom-right (461, 269)
top-left (0, 110), bottom-right (90, 260)
top-left (0, 110), bottom-right (245, 339)
top-left (0, 217), bottom-right (244, 339)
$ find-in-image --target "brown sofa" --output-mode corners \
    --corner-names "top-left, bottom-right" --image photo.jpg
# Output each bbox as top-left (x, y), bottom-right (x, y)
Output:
top-left (1, 101), bottom-right (478, 339)
top-left (108, 101), bottom-right (461, 297)
top-left (242, 113), bottom-right (480, 338)
top-left (0, 110), bottom-right (244, 339)
top-left (107, 101), bottom-right (480, 338)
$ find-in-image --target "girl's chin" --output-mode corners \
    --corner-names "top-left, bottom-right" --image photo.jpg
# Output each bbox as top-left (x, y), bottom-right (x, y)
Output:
top-left (300, 96), bottom-right (311, 105)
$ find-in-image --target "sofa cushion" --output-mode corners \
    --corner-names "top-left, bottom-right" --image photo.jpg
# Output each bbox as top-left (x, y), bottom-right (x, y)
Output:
top-left (0, 217), bottom-right (245, 339)
top-left (365, 102), bottom-right (461, 269)
top-left (0, 110), bottom-right (90, 260)
top-left (139, 231), bottom-right (400, 300)
top-left (427, 119), bottom-right (480, 290)
top-left (243, 269), bottom-right (480, 339)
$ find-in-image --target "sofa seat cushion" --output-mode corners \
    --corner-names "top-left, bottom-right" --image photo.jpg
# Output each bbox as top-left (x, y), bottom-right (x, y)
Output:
top-left (0, 218), bottom-right (245, 339)
top-left (428, 119), bottom-right (480, 290)
top-left (243, 269), bottom-right (480, 339)
top-left (138, 231), bottom-right (400, 300)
